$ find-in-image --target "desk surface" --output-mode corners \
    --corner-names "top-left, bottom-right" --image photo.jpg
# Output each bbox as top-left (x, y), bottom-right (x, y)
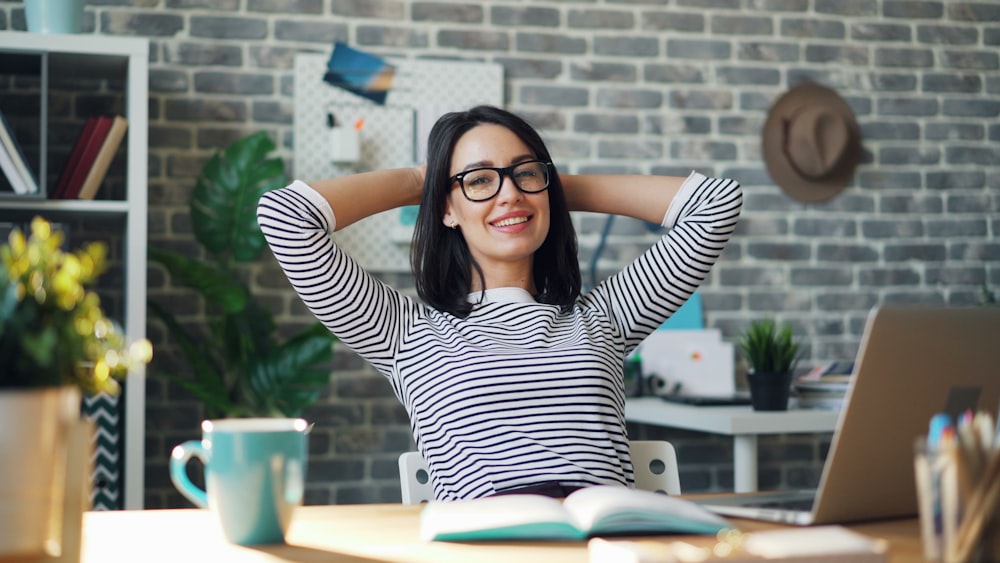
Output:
top-left (80, 504), bottom-right (925, 563)
top-left (625, 398), bottom-right (841, 435)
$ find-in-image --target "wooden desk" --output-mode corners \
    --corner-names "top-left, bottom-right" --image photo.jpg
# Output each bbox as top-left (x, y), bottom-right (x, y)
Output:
top-left (80, 504), bottom-right (924, 562)
top-left (626, 398), bottom-right (840, 492)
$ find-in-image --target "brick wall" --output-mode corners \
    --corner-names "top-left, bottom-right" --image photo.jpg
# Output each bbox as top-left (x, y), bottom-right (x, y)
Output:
top-left (4, 0), bottom-right (997, 508)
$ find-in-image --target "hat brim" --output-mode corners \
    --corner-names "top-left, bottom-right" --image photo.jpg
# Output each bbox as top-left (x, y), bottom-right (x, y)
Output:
top-left (762, 82), bottom-right (862, 203)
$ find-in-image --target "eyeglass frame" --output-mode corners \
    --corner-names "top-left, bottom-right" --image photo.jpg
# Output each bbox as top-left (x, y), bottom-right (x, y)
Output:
top-left (449, 160), bottom-right (553, 202)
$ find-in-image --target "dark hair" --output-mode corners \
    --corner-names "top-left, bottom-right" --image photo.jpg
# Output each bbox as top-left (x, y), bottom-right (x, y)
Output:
top-left (411, 105), bottom-right (581, 318)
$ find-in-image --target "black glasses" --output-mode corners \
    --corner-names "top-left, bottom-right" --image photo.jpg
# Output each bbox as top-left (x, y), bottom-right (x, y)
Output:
top-left (450, 160), bottom-right (552, 202)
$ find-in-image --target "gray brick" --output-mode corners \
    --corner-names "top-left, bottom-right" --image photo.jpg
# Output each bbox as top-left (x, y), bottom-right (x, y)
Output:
top-left (738, 42), bottom-right (800, 62)
top-left (641, 11), bottom-right (705, 32)
top-left (879, 195), bottom-right (943, 214)
top-left (717, 66), bottom-right (781, 85)
top-left (332, 0), bottom-right (404, 19)
top-left (274, 18), bottom-right (350, 44)
top-left (308, 458), bottom-right (365, 481)
top-left (927, 219), bottom-right (987, 238)
top-left (883, 0), bottom-right (944, 19)
top-left (497, 57), bottom-right (563, 80)
top-left (751, 0), bottom-right (808, 10)
top-left (943, 99), bottom-right (1000, 118)
top-left (438, 29), bottom-right (509, 51)
top-left (718, 116), bottom-right (763, 135)
top-left (925, 122), bottom-right (983, 141)
top-left (947, 194), bottom-right (995, 213)
top-left (816, 0), bottom-right (877, 15)
top-left (816, 292), bottom-right (878, 311)
top-left (858, 170), bottom-right (922, 190)
top-left (574, 113), bottom-right (640, 134)
top-left (567, 9), bottom-right (634, 29)
top-left (193, 72), bottom-right (274, 95)
top-left (926, 267), bottom-right (986, 286)
top-left (669, 89), bottom-right (734, 110)
top-left (780, 19), bottom-right (845, 39)
top-left (868, 72), bottom-right (918, 91)
top-left (946, 146), bottom-right (1000, 166)
top-left (492, 6), bottom-right (561, 27)
top-left (793, 218), bottom-right (857, 237)
top-left (790, 267), bottom-right (853, 286)
top-left (357, 26), bottom-right (429, 48)
top-left (748, 292), bottom-right (812, 311)
top-left (862, 219), bottom-right (924, 238)
top-left (594, 36), bottom-right (660, 57)
top-left (677, 0), bottom-right (740, 8)
top-left (670, 140), bottom-right (737, 161)
top-left (946, 2), bottom-right (1000, 22)
top-left (164, 99), bottom-right (248, 122)
top-left (859, 121), bottom-right (919, 141)
top-left (516, 33), bottom-right (586, 55)
top-left (917, 25), bottom-right (979, 46)
top-left (987, 28), bottom-right (1000, 46)
top-left (806, 45), bottom-right (869, 66)
top-left (718, 266), bottom-right (785, 286)
top-left (711, 15), bottom-right (773, 35)
top-left (412, 2), bottom-right (482, 22)
top-left (646, 115), bottom-right (712, 135)
top-left (643, 63), bottom-right (706, 84)
top-left (149, 69), bottom-right (189, 93)
top-left (570, 62), bottom-right (637, 82)
top-left (250, 46), bottom-right (300, 69)
top-left (949, 242), bottom-right (1000, 261)
top-left (596, 88), bottom-right (663, 109)
top-left (747, 242), bottom-right (811, 261)
top-left (520, 85), bottom-right (589, 107)
top-left (190, 16), bottom-right (267, 39)
top-left (248, 0), bottom-right (322, 14)
top-left (816, 244), bottom-right (879, 262)
top-left (166, 42), bottom-right (243, 66)
top-left (597, 140), bottom-right (663, 159)
top-left (666, 39), bottom-right (731, 60)
top-left (877, 97), bottom-right (939, 116)
top-left (851, 23), bottom-right (911, 42)
top-left (923, 73), bottom-right (983, 93)
top-left (940, 50), bottom-right (1000, 71)
top-left (879, 146), bottom-right (941, 165)
top-left (884, 243), bottom-right (947, 262)
top-left (167, 0), bottom-right (236, 9)
top-left (927, 170), bottom-right (986, 190)
top-left (876, 47), bottom-right (935, 68)
top-left (103, 12), bottom-right (184, 36)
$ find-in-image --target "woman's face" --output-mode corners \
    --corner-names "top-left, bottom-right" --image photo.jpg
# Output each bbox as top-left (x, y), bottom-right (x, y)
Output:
top-left (443, 124), bottom-right (551, 282)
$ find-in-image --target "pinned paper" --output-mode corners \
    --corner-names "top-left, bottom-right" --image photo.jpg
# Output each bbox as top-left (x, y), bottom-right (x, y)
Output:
top-left (323, 42), bottom-right (396, 105)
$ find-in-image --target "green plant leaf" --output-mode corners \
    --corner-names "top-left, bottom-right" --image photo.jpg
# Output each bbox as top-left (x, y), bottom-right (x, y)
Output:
top-left (191, 131), bottom-right (287, 263)
top-left (247, 323), bottom-right (336, 417)
top-left (738, 318), bottom-right (800, 375)
top-left (148, 247), bottom-right (248, 314)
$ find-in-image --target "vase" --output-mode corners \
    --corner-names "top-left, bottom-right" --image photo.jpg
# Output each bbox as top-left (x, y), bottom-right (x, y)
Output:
top-left (746, 370), bottom-right (793, 411)
top-left (0, 386), bottom-right (81, 558)
top-left (24, 0), bottom-right (84, 34)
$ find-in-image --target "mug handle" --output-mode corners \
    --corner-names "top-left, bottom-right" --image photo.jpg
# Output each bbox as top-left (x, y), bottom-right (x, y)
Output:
top-left (170, 440), bottom-right (209, 508)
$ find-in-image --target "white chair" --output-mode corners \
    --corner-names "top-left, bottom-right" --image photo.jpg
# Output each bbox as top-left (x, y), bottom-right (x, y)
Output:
top-left (398, 440), bottom-right (681, 504)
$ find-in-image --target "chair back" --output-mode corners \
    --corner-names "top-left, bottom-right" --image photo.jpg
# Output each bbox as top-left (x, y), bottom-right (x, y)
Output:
top-left (398, 439), bottom-right (680, 504)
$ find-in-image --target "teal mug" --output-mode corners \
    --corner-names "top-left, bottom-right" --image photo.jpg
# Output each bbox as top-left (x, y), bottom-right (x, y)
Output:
top-left (24, 0), bottom-right (85, 34)
top-left (170, 418), bottom-right (309, 545)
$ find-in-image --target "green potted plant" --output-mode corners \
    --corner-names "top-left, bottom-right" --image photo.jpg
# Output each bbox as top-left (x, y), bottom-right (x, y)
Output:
top-left (147, 131), bottom-right (336, 419)
top-left (0, 217), bottom-right (152, 557)
top-left (737, 318), bottom-right (801, 411)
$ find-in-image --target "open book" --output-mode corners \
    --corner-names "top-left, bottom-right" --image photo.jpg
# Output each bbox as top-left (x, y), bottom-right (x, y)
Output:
top-left (419, 485), bottom-right (731, 542)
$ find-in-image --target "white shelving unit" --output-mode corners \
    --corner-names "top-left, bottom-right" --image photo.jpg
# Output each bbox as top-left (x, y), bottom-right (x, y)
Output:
top-left (0, 31), bottom-right (148, 510)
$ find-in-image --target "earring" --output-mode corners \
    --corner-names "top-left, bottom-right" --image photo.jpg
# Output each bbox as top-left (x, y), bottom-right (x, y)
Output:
top-left (449, 220), bottom-right (457, 228)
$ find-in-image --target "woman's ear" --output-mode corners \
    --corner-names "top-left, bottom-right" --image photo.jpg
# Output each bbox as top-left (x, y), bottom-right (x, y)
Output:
top-left (443, 206), bottom-right (458, 228)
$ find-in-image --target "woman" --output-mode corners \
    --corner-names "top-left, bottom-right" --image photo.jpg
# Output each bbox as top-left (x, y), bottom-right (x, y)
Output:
top-left (258, 105), bottom-right (742, 501)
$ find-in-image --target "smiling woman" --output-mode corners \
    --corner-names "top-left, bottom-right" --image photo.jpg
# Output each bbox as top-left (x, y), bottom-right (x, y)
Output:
top-left (257, 105), bottom-right (744, 502)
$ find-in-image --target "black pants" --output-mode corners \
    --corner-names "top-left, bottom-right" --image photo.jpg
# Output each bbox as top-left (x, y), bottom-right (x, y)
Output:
top-left (493, 482), bottom-right (583, 499)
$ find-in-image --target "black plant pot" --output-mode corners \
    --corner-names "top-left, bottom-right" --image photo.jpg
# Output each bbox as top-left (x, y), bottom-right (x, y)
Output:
top-left (746, 370), bottom-right (793, 411)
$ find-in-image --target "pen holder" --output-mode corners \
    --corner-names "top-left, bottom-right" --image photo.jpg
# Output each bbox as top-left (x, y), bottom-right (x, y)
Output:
top-left (914, 435), bottom-right (1000, 562)
top-left (329, 126), bottom-right (360, 164)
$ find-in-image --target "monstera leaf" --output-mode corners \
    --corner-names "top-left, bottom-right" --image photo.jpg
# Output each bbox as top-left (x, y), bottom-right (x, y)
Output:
top-left (149, 131), bottom-right (336, 418)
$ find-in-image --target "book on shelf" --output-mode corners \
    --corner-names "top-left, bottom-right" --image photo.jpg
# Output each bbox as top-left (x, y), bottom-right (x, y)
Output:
top-left (419, 485), bottom-right (731, 542)
top-left (53, 115), bottom-right (114, 200)
top-left (0, 108), bottom-right (40, 195)
top-left (75, 115), bottom-right (127, 201)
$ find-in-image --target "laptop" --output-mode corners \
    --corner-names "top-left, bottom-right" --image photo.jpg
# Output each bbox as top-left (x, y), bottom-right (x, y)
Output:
top-left (695, 305), bottom-right (1000, 525)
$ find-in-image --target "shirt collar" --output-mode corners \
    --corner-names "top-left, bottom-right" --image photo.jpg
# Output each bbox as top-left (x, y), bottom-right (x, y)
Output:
top-left (467, 287), bottom-right (537, 305)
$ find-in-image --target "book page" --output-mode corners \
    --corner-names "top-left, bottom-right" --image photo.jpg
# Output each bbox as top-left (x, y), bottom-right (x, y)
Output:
top-left (562, 486), bottom-right (730, 536)
top-left (419, 494), bottom-right (584, 541)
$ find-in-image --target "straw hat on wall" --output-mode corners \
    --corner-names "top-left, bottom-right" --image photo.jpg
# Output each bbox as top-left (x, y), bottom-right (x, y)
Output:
top-left (762, 82), bottom-right (862, 203)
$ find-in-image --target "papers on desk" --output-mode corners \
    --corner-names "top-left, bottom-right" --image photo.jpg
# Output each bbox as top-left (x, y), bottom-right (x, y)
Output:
top-left (792, 361), bottom-right (853, 410)
top-left (639, 329), bottom-right (735, 398)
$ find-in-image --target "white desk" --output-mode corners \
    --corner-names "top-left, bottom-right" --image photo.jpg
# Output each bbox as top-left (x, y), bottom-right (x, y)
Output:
top-left (625, 398), bottom-right (840, 493)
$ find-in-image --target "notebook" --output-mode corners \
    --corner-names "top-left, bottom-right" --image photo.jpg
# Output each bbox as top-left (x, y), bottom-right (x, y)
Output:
top-left (695, 305), bottom-right (1000, 525)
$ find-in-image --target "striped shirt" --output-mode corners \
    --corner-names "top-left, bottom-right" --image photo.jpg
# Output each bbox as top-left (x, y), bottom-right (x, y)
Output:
top-left (257, 172), bottom-right (743, 500)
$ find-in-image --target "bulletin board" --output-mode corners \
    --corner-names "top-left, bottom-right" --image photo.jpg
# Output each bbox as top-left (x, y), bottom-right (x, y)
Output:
top-left (293, 53), bottom-right (504, 272)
